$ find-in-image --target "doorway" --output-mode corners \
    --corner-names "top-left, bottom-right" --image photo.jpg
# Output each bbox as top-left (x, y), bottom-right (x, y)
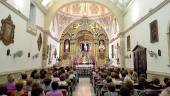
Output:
top-left (133, 45), bottom-right (147, 77)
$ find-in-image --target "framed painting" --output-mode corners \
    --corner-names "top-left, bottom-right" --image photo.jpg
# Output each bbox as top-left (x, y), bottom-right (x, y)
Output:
top-left (0, 15), bottom-right (15, 46)
top-left (37, 33), bottom-right (42, 51)
top-left (150, 20), bottom-right (159, 43)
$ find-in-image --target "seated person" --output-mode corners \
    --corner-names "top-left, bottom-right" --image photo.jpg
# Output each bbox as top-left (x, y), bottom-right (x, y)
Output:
top-left (119, 86), bottom-right (131, 96)
top-left (104, 85), bottom-right (118, 96)
top-left (124, 80), bottom-right (138, 96)
top-left (6, 75), bottom-right (16, 91)
top-left (0, 84), bottom-right (8, 96)
top-left (52, 72), bottom-right (60, 82)
top-left (58, 74), bottom-right (68, 86)
top-left (162, 78), bottom-right (170, 88)
top-left (30, 70), bottom-right (38, 79)
top-left (42, 78), bottom-right (52, 93)
top-left (138, 76), bottom-right (149, 90)
top-left (20, 73), bottom-right (28, 89)
top-left (160, 87), bottom-right (170, 96)
top-left (31, 87), bottom-right (44, 96)
top-left (149, 77), bottom-right (162, 89)
top-left (9, 82), bottom-right (27, 96)
top-left (46, 81), bottom-right (63, 96)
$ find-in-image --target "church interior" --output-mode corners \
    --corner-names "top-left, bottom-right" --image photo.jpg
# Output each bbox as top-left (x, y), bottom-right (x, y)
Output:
top-left (0, 0), bottom-right (170, 96)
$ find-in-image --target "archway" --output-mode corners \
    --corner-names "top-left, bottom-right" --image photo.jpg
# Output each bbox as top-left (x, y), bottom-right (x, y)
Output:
top-left (45, 0), bottom-right (123, 31)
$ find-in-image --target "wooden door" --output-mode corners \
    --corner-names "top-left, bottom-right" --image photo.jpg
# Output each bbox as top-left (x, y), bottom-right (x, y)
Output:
top-left (133, 45), bottom-right (147, 77)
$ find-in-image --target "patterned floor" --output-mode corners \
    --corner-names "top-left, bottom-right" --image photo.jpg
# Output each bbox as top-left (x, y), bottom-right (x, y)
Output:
top-left (73, 78), bottom-right (95, 96)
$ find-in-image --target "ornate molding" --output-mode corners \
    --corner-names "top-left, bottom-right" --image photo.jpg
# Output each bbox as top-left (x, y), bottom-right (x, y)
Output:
top-left (0, 0), bottom-right (29, 21)
top-left (36, 25), bottom-right (60, 42)
top-left (110, 0), bottom-right (170, 43)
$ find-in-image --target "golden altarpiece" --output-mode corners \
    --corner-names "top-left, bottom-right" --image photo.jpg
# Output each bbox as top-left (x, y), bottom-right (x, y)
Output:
top-left (59, 18), bottom-right (109, 66)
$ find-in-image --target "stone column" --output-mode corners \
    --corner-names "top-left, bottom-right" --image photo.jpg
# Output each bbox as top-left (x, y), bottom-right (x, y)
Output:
top-left (119, 33), bottom-right (125, 68)
top-left (70, 39), bottom-right (76, 65)
top-left (59, 39), bottom-right (64, 65)
top-left (93, 39), bottom-right (98, 66)
top-left (42, 34), bottom-right (48, 68)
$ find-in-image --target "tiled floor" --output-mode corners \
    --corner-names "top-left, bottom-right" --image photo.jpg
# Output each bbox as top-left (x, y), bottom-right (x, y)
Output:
top-left (73, 78), bottom-right (95, 96)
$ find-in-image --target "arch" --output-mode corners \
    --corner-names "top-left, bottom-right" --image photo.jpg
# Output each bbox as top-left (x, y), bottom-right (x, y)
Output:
top-left (60, 18), bottom-right (109, 40)
top-left (45, 0), bottom-right (123, 32)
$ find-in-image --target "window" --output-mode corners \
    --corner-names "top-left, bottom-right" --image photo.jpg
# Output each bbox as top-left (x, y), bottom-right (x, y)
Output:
top-left (127, 35), bottom-right (131, 51)
top-left (29, 3), bottom-right (36, 24)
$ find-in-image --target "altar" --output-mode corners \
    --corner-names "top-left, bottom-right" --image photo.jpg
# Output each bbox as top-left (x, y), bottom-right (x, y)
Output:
top-left (75, 64), bottom-right (94, 77)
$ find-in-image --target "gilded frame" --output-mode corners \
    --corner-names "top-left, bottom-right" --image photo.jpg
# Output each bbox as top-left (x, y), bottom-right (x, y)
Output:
top-left (0, 15), bottom-right (15, 46)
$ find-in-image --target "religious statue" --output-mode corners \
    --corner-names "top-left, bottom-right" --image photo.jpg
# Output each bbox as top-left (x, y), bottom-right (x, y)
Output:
top-left (99, 40), bottom-right (105, 52)
top-left (84, 43), bottom-right (87, 52)
top-left (64, 39), bottom-right (70, 52)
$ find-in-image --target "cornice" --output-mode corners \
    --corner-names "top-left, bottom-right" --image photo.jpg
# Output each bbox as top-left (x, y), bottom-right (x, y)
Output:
top-left (110, 0), bottom-right (170, 43)
top-left (0, 0), bottom-right (29, 21)
top-left (36, 26), bottom-right (60, 42)
top-left (124, 0), bottom-right (170, 33)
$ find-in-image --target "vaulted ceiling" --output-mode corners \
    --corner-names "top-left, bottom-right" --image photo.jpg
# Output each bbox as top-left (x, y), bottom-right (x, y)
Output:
top-left (41, 0), bottom-right (133, 39)
top-left (41, 0), bottom-right (132, 11)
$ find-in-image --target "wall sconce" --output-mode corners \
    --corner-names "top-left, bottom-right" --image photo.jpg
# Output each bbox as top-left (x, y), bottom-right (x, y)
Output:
top-left (28, 52), bottom-right (31, 58)
top-left (7, 49), bottom-right (11, 56)
top-left (149, 51), bottom-right (157, 58)
top-left (158, 49), bottom-right (161, 56)
top-left (13, 50), bottom-right (23, 59)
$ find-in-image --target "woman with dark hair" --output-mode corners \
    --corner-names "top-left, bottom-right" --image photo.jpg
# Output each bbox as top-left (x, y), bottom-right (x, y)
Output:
top-left (30, 70), bottom-right (37, 79)
top-left (104, 85), bottom-right (118, 96)
top-left (40, 69), bottom-right (47, 79)
top-left (9, 82), bottom-right (27, 96)
top-left (0, 84), bottom-right (8, 96)
top-left (42, 78), bottom-right (52, 93)
top-left (6, 74), bottom-right (16, 92)
top-left (119, 86), bottom-right (131, 96)
top-left (31, 87), bottom-right (44, 96)
top-left (46, 81), bottom-right (63, 96)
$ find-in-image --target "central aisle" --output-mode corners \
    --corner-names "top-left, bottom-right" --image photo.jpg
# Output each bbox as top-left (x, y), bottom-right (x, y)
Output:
top-left (73, 78), bottom-right (95, 96)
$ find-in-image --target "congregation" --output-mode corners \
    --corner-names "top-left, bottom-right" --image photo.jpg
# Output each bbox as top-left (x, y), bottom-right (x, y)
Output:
top-left (0, 66), bottom-right (170, 96)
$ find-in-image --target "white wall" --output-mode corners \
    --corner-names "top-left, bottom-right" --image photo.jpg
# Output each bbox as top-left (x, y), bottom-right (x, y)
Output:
top-left (0, 1), bottom-right (45, 73)
top-left (124, 0), bottom-right (163, 30)
top-left (109, 38), bottom-right (121, 67)
top-left (124, 3), bottom-right (170, 73)
top-left (47, 37), bottom-right (60, 67)
top-left (35, 8), bottom-right (44, 27)
top-left (6, 0), bottom-right (31, 18)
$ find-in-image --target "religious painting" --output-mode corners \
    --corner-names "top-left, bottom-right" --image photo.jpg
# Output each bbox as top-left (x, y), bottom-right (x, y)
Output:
top-left (37, 33), bottom-right (42, 51)
top-left (99, 40), bottom-right (105, 52)
top-left (0, 15), bottom-right (15, 46)
top-left (64, 39), bottom-right (70, 53)
top-left (150, 20), bottom-right (159, 43)
top-left (127, 35), bottom-right (131, 51)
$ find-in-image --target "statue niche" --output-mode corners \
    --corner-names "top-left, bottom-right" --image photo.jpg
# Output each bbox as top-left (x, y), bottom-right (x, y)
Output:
top-left (64, 39), bottom-right (70, 53)
top-left (99, 39), bottom-right (105, 53)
